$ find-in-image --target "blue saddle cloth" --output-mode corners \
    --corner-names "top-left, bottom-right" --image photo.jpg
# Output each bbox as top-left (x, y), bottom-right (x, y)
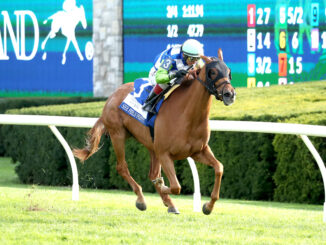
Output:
top-left (119, 78), bottom-right (164, 128)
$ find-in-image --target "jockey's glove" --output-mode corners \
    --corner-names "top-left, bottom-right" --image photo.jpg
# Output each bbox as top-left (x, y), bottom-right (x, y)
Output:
top-left (175, 69), bottom-right (188, 79)
top-left (168, 70), bottom-right (177, 80)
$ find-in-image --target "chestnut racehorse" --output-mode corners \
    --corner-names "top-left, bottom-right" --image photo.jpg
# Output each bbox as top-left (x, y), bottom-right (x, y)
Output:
top-left (73, 49), bottom-right (236, 215)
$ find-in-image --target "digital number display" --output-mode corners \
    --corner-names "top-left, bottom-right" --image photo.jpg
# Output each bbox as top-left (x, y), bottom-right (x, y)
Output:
top-left (123, 0), bottom-right (326, 88)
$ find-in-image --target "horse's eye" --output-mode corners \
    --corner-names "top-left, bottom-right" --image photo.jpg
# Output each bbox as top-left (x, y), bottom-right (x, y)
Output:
top-left (208, 69), bottom-right (216, 78)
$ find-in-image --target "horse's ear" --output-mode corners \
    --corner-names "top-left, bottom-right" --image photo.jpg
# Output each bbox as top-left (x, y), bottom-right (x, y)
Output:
top-left (218, 48), bottom-right (223, 61)
top-left (200, 55), bottom-right (212, 64)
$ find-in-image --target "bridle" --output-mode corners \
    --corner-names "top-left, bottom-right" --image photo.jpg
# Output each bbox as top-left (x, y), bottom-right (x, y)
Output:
top-left (196, 60), bottom-right (231, 101)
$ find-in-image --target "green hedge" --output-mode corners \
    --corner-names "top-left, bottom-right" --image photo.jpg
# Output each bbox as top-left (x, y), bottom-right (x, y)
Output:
top-left (2, 81), bottom-right (326, 204)
top-left (2, 126), bottom-right (111, 187)
top-left (1, 101), bottom-right (280, 200)
top-left (0, 121), bottom-right (278, 200)
top-left (273, 113), bottom-right (326, 204)
top-left (0, 97), bottom-right (104, 114)
top-left (0, 97), bottom-right (104, 156)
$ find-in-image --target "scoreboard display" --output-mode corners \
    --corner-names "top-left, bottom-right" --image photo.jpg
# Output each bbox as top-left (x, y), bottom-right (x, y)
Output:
top-left (123, 0), bottom-right (326, 88)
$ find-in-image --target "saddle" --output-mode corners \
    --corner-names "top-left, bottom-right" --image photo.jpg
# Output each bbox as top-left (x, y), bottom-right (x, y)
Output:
top-left (143, 77), bottom-right (183, 114)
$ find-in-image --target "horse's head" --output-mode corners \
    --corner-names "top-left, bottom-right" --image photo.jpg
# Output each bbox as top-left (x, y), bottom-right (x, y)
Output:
top-left (198, 49), bottom-right (236, 106)
top-left (78, 5), bottom-right (87, 29)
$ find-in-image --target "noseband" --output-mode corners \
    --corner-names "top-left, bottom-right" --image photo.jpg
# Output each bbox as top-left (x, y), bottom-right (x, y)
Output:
top-left (196, 60), bottom-right (231, 101)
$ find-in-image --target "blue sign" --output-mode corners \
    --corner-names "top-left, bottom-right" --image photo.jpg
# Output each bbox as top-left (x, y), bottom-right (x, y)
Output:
top-left (0, 0), bottom-right (93, 96)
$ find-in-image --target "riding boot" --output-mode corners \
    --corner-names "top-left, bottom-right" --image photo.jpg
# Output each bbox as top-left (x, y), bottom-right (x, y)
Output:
top-left (143, 85), bottom-right (163, 113)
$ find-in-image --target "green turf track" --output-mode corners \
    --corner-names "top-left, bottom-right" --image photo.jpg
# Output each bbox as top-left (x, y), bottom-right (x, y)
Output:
top-left (0, 157), bottom-right (325, 245)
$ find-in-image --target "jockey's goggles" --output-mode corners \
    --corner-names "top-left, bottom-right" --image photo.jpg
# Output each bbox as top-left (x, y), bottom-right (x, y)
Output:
top-left (185, 55), bottom-right (200, 62)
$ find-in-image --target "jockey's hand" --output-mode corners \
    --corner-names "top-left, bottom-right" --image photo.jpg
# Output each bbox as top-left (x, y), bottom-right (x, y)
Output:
top-left (175, 69), bottom-right (188, 79)
top-left (183, 68), bottom-right (197, 80)
top-left (186, 68), bottom-right (197, 80)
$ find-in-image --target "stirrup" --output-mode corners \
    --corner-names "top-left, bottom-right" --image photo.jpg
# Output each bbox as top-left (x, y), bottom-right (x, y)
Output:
top-left (143, 83), bottom-right (173, 114)
top-left (143, 104), bottom-right (156, 114)
top-left (143, 93), bottom-right (161, 113)
top-left (147, 106), bottom-right (157, 114)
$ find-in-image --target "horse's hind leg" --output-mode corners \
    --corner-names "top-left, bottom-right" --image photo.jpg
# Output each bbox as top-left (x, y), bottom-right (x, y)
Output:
top-left (148, 151), bottom-right (177, 211)
top-left (110, 130), bottom-right (146, 211)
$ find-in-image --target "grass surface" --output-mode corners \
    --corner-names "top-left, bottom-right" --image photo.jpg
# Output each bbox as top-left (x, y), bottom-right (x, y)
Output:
top-left (0, 157), bottom-right (325, 244)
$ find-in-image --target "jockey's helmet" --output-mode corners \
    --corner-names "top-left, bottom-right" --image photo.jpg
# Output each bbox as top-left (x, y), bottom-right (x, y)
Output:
top-left (181, 39), bottom-right (203, 58)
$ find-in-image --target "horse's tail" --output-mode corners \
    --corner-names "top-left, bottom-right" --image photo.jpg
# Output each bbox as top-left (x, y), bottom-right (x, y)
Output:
top-left (73, 118), bottom-right (106, 162)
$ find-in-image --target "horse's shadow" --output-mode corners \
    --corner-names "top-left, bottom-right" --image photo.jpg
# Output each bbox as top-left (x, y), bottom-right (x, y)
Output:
top-left (41, 5), bottom-right (87, 65)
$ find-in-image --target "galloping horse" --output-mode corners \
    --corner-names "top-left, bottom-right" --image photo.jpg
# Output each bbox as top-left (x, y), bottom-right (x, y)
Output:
top-left (74, 49), bottom-right (236, 215)
top-left (41, 5), bottom-right (87, 64)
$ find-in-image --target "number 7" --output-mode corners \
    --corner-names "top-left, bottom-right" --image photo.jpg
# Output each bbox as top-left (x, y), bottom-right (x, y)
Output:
top-left (278, 53), bottom-right (287, 76)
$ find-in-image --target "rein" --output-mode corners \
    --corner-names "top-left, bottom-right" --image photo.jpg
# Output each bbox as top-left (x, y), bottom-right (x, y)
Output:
top-left (196, 60), bottom-right (231, 101)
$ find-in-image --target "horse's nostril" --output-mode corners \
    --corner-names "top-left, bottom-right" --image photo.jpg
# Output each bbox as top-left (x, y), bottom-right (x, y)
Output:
top-left (224, 92), bottom-right (231, 98)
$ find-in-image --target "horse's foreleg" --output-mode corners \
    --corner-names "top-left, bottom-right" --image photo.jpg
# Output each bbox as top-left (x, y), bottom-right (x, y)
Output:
top-left (153, 154), bottom-right (180, 214)
top-left (148, 151), bottom-right (175, 208)
top-left (192, 146), bottom-right (224, 215)
top-left (158, 154), bottom-right (181, 195)
top-left (110, 133), bottom-right (146, 211)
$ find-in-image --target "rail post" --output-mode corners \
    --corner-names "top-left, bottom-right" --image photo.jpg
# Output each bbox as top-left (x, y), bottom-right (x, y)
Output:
top-left (300, 135), bottom-right (326, 222)
top-left (187, 157), bottom-right (201, 212)
top-left (48, 125), bottom-right (79, 201)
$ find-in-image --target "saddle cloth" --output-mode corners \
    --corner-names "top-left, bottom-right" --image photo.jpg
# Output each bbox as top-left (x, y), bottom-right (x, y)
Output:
top-left (119, 78), bottom-right (164, 128)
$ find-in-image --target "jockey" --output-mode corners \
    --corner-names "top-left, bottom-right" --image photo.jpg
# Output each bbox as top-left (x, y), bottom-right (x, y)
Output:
top-left (63, 0), bottom-right (77, 12)
top-left (143, 39), bottom-right (205, 112)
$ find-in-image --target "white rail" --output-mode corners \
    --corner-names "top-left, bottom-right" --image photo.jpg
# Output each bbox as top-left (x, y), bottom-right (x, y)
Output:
top-left (209, 120), bottom-right (326, 137)
top-left (0, 114), bottom-right (325, 221)
top-left (209, 120), bottom-right (326, 222)
top-left (0, 114), bottom-right (97, 128)
top-left (0, 114), bottom-right (98, 202)
top-left (48, 125), bottom-right (79, 201)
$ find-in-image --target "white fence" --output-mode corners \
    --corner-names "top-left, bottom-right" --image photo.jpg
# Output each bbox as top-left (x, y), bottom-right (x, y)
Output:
top-left (0, 114), bottom-right (325, 222)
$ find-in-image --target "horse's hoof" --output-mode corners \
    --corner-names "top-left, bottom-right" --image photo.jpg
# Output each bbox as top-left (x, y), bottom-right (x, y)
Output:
top-left (202, 202), bottom-right (212, 215)
top-left (136, 202), bottom-right (147, 211)
top-left (168, 206), bottom-right (180, 214)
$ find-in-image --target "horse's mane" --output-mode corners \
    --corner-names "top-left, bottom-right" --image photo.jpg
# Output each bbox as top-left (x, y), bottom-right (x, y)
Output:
top-left (180, 78), bottom-right (194, 87)
top-left (179, 67), bottom-right (202, 88)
